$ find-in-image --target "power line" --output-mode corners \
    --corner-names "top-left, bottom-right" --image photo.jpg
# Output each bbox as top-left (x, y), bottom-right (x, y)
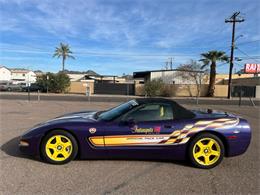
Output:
top-left (236, 47), bottom-right (260, 63)
top-left (236, 39), bottom-right (260, 46)
top-left (218, 62), bottom-right (229, 67)
top-left (0, 47), bottom-right (199, 57)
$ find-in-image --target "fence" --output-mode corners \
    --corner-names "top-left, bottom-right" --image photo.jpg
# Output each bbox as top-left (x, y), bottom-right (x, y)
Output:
top-left (94, 83), bottom-right (135, 95)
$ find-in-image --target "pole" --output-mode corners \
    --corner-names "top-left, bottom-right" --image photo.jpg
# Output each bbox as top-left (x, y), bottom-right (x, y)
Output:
top-left (239, 86), bottom-right (242, 106)
top-left (27, 74), bottom-right (30, 101)
top-left (126, 83), bottom-right (129, 101)
top-left (227, 20), bottom-right (236, 99)
top-left (46, 75), bottom-right (49, 94)
top-left (37, 90), bottom-right (40, 101)
top-left (170, 57), bottom-right (173, 70)
top-left (27, 84), bottom-right (30, 101)
top-left (225, 12), bottom-right (244, 99)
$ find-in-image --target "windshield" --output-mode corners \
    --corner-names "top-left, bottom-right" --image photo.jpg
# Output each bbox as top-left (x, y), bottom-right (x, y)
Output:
top-left (97, 100), bottom-right (139, 121)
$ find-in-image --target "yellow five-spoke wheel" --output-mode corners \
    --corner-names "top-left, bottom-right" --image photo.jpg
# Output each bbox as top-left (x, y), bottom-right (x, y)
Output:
top-left (41, 130), bottom-right (78, 164)
top-left (189, 133), bottom-right (224, 169)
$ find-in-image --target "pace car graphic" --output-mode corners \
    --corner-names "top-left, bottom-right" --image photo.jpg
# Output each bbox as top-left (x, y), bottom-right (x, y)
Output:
top-left (89, 118), bottom-right (239, 147)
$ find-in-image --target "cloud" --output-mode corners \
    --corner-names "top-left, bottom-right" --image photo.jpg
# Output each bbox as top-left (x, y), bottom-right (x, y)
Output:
top-left (0, 0), bottom-right (259, 74)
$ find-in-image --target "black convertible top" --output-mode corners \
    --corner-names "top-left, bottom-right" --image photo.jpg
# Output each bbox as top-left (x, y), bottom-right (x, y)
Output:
top-left (135, 98), bottom-right (195, 119)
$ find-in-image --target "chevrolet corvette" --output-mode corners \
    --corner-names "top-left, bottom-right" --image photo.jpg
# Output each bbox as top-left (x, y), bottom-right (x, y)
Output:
top-left (19, 98), bottom-right (251, 169)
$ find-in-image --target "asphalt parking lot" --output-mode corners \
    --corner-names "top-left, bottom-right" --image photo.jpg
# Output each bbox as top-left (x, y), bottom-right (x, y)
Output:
top-left (0, 100), bottom-right (259, 194)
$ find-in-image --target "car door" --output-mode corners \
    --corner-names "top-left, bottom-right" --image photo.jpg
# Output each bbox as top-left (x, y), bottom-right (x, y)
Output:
top-left (102, 103), bottom-right (185, 158)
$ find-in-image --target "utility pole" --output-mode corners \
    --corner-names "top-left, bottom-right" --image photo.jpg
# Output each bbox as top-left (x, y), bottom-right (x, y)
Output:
top-left (165, 61), bottom-right (169, 70)
top-left (225, 12), bottom-right (244, 99)
top-left (169, 57), bottom-right (173, 69)
top-left (164, 57), bottom-right (173, 70)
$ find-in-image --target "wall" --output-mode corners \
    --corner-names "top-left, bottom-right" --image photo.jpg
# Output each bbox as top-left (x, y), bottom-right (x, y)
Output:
top-left (69, 81), bottom-right (94, 94)
top-left (214, 85), bottom-right (228, 97)
top-left (135, 84), bottom-right (145, 96)
top-left (135, 84), bottom-right (228, 97)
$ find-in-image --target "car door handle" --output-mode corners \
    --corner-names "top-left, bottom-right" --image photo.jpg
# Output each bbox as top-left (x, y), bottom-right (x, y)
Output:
top-left (164, 125), bottom-right (174, 129)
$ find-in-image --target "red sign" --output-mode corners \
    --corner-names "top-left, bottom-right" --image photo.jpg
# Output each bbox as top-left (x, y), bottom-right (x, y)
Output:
top-left (244, 64), bottom-right (260, 73)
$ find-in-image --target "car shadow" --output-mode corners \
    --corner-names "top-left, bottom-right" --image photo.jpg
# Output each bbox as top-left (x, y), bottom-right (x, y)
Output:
top-left (0, 136), bottom-right (41, 162)
top-left (80, 158), bottom-right (192, 168)
top-left (1, 137), bottom-right (192, 168)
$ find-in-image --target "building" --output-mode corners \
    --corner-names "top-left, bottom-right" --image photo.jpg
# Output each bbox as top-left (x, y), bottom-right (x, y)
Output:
top-left (67, 74), bottom-right (86, 82)
top-left (11, 69), bottom-right (36, 85)
top-left (215, 74), bottom-right (257, 84)
top-left (133, 69), bottom-right (204, 84)
top-left (0, 66), bottom-right (12, 81)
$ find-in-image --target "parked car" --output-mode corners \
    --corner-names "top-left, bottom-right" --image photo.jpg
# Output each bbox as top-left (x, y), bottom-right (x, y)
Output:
top-left (22, 83), bottom-right (42, 92)
top-left (19, 98), bottom-right (251, 169)
top-left (0, 81), bottom-right (22, 91)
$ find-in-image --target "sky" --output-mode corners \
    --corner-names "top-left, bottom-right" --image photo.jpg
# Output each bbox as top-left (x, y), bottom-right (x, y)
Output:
top-left (0, 0), bottom-right (259, 75)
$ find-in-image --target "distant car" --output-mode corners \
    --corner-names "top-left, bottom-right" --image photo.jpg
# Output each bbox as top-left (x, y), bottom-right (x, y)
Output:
top-left (0, 81), bottom-right (22, 91)
top-left (19, 98), bottom-right (251, 169)
top-left (22, 83), bottom-right (41, 92)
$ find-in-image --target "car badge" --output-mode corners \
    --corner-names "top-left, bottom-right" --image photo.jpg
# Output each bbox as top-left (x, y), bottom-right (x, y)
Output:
top-left (89, 128), bottom-right (96, 134)
top-left (154, 126), bottom-right (161, 133)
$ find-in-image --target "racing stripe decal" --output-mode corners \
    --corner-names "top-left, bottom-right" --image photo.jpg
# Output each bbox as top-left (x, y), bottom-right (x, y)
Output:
top-left (89, 118), bottom-right (239, 147)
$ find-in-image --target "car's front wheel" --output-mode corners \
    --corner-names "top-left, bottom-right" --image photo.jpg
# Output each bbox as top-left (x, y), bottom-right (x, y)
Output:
top-left (188, 133), bottom-right (224, 169)
top-left (41, 130), bottom-right (78, 164)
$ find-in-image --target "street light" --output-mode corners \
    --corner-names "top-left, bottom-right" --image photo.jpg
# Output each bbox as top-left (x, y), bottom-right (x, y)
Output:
top-left (234, 57), bottom-right (242, 61)
top-left (235, 34), bottom-right (243, 41)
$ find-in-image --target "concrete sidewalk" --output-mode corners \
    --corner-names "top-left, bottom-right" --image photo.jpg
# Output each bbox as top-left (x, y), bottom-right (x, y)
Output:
top-left (0, 92), bottom-right (259, 106)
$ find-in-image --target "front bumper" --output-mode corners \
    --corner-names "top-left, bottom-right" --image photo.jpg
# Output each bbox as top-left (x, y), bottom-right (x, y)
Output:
top-left (19, 135), bottom-right (42, 156)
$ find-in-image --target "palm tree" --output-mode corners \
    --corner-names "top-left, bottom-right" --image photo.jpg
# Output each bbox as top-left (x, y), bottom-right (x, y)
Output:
top-left (53, 43), bottom-right (75, 71)
top-left (200, 51), bottom-right (228, 97)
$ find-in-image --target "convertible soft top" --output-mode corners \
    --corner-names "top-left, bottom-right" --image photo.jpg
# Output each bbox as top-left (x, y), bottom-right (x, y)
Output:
top-left (134, 98), bottom-right (195, 119)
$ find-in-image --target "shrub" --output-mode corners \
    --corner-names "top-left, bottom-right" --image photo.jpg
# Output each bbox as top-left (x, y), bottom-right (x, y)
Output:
top-left (160, 85), bottom-right (172, 97)
top-left (144, 79), bottom-right (164, 97)
top-left (36, 72), bottom-right (70, 93)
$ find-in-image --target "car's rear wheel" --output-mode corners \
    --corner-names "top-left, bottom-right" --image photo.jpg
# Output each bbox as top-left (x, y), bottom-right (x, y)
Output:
top-left (41, 130), bottom-right (78, 164)
top-left (188, 133), bottom-right (224, 169)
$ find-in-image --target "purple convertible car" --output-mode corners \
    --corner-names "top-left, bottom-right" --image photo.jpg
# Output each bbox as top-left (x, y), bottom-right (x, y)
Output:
top-left (19, 98), bottom-right (251, 169)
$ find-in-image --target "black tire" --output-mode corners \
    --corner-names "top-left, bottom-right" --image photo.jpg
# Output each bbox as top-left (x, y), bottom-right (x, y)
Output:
top-left (188, 133), bottom-right (224, 169)
top-left (7, 87), bottom-right (11, 91)
top-left (40, 130), bottom-right (78, 165)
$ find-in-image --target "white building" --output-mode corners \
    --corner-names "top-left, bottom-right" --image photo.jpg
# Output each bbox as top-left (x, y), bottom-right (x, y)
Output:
top-left (0, 66), bottom-right (12, 81)
top-left (133, 69), bottom-right (204, 84)
top-left (11, 69), bottom-right (36, 85)
top-left (67, 74), bottom-right (86, 82)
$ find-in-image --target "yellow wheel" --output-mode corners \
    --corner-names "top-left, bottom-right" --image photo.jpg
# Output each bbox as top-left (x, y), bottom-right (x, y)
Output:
top-left (189, 133), bottom-right (224, 169)
top-left (45, 135), bottom-right (73, 161)
top-left (41, 130), bottom-right (78, 164)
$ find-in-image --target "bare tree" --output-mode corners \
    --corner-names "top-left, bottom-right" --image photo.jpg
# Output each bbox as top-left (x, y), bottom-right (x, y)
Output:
top-left (176, 60), bottom-right (208, 104)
